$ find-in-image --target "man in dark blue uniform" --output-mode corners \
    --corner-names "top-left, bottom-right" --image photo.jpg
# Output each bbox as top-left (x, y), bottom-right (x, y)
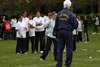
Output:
top-left (53, 0), bottom-right (78, 67)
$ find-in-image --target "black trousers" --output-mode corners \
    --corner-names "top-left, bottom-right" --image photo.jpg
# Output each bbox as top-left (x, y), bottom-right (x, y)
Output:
top-left (30, 37), bottom-right (35, 53)
top-left (94, 25), bottom-right (99, 32)
top-left (0, 27), bottom-right (4, 39)
top-left (73, 35), bottom-right (77, 51)
top-left (11, 27), bottom-right (16, 40)
top-left (84, 31), bottom-right (89, 42)
top-left (41, 36), bottom-right (57, 60)
top-left (77, 32), bottom-right (82, 42)
top-left (25, 31), bottom-right (29, 52)
top-left (16, 38), bottom-right (25, 54)
top-left (56, 30), bottom-right (73, 67)
top-left (35, 31), bottom-right (45, 52)
top-left (4, 32), bottom-right (10, 40)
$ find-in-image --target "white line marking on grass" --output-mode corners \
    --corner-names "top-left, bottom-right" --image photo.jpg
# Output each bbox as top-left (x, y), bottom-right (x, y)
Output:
top-left (82, 49), bottom-right (87, 51)
top-left (47, 64), bottom-right (55, 65)
top-left (74, 58), bottom-right (100, 62)
top-left (0, 56), bottom-right (9, 59)
top-left (96, 50), bottom-right (100, 53)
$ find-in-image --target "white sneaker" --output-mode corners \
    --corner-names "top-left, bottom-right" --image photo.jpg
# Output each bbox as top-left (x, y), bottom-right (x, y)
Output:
top-left (40, 58), bottom-right (44, 61)
top-left (16, 53), bottom-right (20, 55)
top-left (34, 51), bottom-right (37, 53)
top-left (85, 41), bottom-right (90, 43)
top-left (92, 32), bottom-right (96, 35)
top-left (75, 50), bottom-right (78, 52)
top-left (0, 38), bottom-right (2, 40)
top-left (64, 49), bottom-right (66, 52)
top-left (40, 51), bottom-right (43, 53)
top-left (24, 52), bottom-right (27, 54)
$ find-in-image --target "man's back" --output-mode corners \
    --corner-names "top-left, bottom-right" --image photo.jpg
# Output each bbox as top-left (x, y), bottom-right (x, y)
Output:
top-left (53, 8), bottom-right (78, 36)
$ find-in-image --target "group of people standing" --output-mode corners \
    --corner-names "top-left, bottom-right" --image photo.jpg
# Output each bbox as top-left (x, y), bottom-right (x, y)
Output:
top-left (0, 0), bottom-right (99, 67)
top-left (15, 11), bottom-right (58, 57)
top-left (72, 15), bottom-right (90, 51)
top-left (0, 9), bottom-right (99, 67)
top-left (0, 15), bottom-right (17, 40)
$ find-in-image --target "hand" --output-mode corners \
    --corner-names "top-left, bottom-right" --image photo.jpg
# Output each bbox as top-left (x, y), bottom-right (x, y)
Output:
top-left (36, 28), bottom-right (40, 30)
top-left (24, 27), bottom-right (27, 30)
top-left (29, 32), bottom-right (30, 36)
top-left (46, 26), bottom-right (49, 28)
top-left (21, 35), bottom-right (23, 38)
top-left (56, 36), bottom-right (58, 40)
top-left (76, 32), bottom-right (78, 35)
top-left (39, 22), bottom-right (42, 25)
top-left (36, 22), bottom-right (42, 26)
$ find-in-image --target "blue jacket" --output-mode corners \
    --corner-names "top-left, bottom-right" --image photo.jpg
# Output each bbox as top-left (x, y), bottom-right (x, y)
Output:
top-left (53, 8), bottom-right (78, 36)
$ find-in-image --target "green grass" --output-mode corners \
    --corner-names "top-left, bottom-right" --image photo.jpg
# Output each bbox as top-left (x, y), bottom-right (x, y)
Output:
top-left (0, 29), bottom-right (100, 67)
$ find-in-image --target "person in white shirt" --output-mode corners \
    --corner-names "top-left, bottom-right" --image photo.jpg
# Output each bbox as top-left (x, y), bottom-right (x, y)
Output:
top-left (43, 12), bottom-right (52, 45)
top-left (44, 12), bottom-right (52, 35)
top-left (40, 12), bottom-right (57, 61)
top-left (16, 15), bottom-right (27, 54)
top-left (28, 14), bottom-right (36, 53)
top-left (33, 11), bottom-right (45, 53)
top-left (77, 16), bottom-right (83, 42)
top-left (11, 16), bottom-right (17, 40)
top-left (22, 11), bottom-right (30, 52)
top-left (92, 16), bottom-right (99, 34)
top-left (73, 29), bottom-right (78, 51)
top-left (73, 14), bottom-right (78, 51)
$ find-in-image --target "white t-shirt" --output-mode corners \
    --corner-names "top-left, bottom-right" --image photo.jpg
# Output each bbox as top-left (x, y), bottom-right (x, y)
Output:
top-left (33, 17), bottom-right (45, 32)
top-left (16, 21), bottom-right (27, 38)
top-left (77, 19), bottom-right (82, 32)
top-left (11, 19), bottom-right (17, 27)
top-left (44, 16), bottom-right (49, 23)
top-left (44, 16), bottom-right (50, 35)
top-left (29, 20), bottom-right (36, 37)
top-left (95, 17), bottom-right (99, 25)
top-left (73, 29), bottom-right (76, 35)
top-left (46, 19), bottom-right (56, 38)
top-left (22, 17), bottom-right (29, 31)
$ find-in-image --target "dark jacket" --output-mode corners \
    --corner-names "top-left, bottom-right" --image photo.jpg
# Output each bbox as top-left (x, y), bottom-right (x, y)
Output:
top-left (53, 8), bottom-right (78, 36)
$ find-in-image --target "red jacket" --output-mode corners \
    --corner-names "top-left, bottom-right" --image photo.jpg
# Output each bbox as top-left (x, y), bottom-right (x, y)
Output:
top-left (4, 21), bottom-right (11, 32)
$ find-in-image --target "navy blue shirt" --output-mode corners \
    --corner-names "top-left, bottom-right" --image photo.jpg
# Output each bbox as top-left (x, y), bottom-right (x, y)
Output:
top-left (53, 8), bottom-right (78, 36)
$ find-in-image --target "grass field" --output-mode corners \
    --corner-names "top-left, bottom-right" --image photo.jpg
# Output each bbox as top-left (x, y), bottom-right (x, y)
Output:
top-left (0, 29), bottom-right (100, 67)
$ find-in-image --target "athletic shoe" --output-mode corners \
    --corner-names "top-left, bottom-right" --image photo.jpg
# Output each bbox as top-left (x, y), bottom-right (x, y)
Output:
top-left (24, 52), bottom-right (27, 54)
top-left (40, 58), bottom-right (44, 61)
top-left (16, 53), bottom-right (20, 55)
top-left (0, 38), bottom-right (2, 40)
top-left (92, 32), bottom-right (96, 35)
top-left (34, 51), bottom-right (37, 53)
top-left (40, 51), bottom-right (43, 53)
top-left (85, 41), bottom-right (90, 43)
top-left (64, 49), bottom-right (66, 52)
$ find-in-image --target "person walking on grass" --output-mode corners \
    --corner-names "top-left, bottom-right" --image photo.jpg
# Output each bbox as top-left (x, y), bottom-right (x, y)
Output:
top-left (40, 12), bottom-right (57, 61)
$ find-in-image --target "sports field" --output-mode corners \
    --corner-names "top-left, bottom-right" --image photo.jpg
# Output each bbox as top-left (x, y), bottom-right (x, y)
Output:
top-left (0, 28), bottom-right (100, 67)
